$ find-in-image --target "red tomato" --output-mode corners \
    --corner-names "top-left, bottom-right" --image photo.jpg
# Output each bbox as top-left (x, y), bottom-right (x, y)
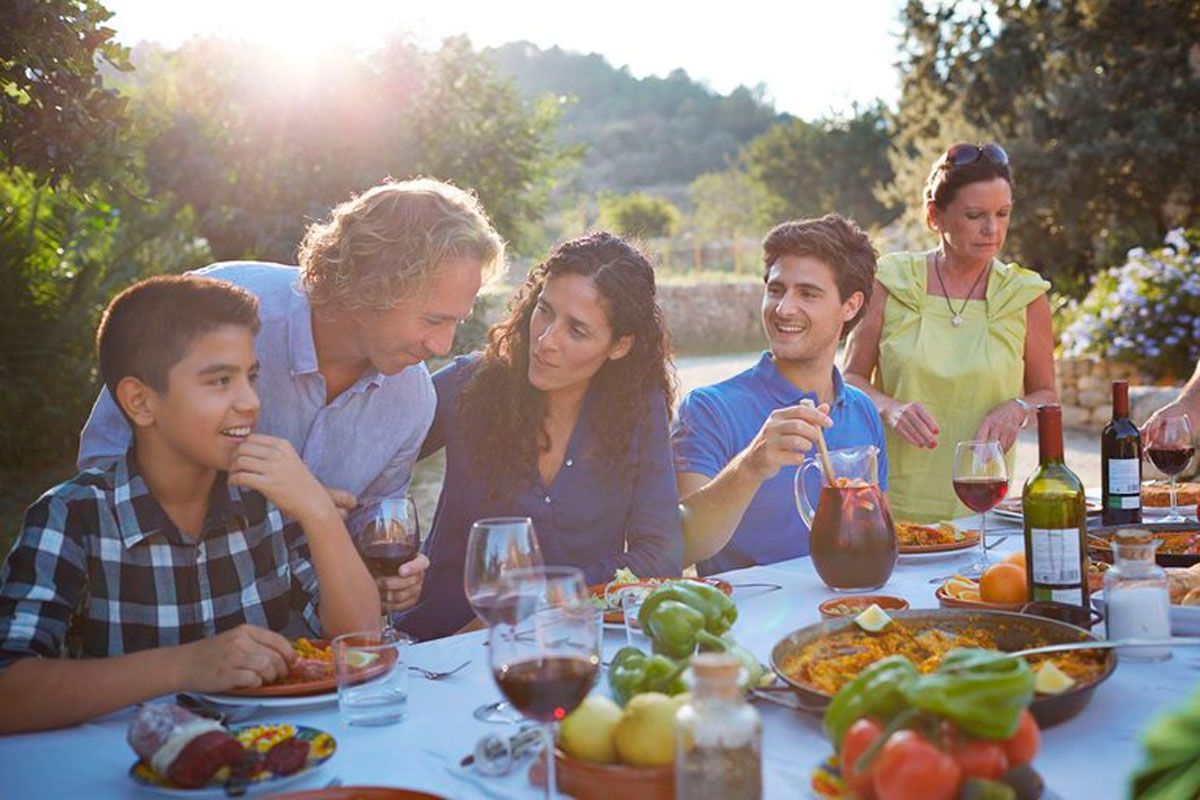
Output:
top-left (953, 738), bottom-right (1009, 780)
top-left (1003, 709), bottom-right (1041, 766)
top-left (872, 730), bottom-right (962, 800)
top-left (841, 718), bottom-right (883, 799)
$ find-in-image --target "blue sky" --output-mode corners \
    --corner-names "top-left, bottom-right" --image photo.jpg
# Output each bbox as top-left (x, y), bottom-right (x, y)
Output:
top-left (103, 0), bottom-right (905, 120)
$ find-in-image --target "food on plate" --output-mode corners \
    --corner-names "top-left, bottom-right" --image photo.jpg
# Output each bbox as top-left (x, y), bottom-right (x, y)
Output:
top-left (895, 522), bottom-right (970, 548)
top-left (1091, 530), bottom-right (1200, 556)
top-left (814, 649), bottom-right (1046, 800)
top-left (820, 595), bottom-right (910, 619)
top-left (1142, 481), bottom-right (1200, 508)
top-left (1163, 563), bottom-right (1200, 604)
top-left (943, 575), bottom-right (983, 603)
top-left (127, 704), bottom-right (245, 788)
top-left (979, 563), bottom-right (1028, 604)
top-left (1182, 588), bottom-right (1200, 606)
top-left (278, 637), bottom-right (334, 683)
top-left (854, 604), bottom-right (894, 633)
top-left (778, 619), bottom-right (1108, 698)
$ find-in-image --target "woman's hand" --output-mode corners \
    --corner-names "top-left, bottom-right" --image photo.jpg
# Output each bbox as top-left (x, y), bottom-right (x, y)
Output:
top-left (974, 399), bottom-right (1027, 453)
top-left (886, 401), bottom-right (940, 449)
top-left (377, 552), bottom-right (430, 613)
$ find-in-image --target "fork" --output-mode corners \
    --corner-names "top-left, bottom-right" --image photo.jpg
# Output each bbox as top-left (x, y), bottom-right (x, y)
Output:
top-left (408, 659), bottom-right (472, 680)
top-left (175, 693), bottom-right (263, 724)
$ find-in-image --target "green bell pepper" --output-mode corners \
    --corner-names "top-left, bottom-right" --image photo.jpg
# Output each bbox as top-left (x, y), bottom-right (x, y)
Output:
top-left (823, 655), bottom-right (920, 749)
top-left (607, 645), bottom-right (688, 706)
top-left (638, 596), bottom-right (728, 659)
top-left (902, 648), bottom-right (1035, 740)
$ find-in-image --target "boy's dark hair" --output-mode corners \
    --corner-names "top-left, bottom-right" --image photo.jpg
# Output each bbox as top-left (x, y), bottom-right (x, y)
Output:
top-left (761, 214), bottom-right (877, 338)
top-left (97, 275), bottom-right (261, 405)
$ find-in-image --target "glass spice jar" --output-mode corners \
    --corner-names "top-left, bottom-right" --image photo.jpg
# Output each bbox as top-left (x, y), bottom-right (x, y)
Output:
top-left (675, 652), bottom-right (762, 800)
top-left (1103, 532), bottom-right (1172, 662)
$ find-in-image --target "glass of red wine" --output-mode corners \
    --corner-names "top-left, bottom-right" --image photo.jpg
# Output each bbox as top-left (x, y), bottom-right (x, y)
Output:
top-left (488, 566), bottom-right (599, 800)
top-left (1147, 416), bottom-right (1195, 523)
top-left (357, 497), bottom-right (420, 633)
top-left (464, 517), bottom-right (544, 723)
top-left (952, 440), bottom-right (1009, 578)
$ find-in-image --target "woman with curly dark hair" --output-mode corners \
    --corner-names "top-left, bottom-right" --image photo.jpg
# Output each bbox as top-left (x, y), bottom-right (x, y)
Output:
top-left (393, 231), bottom-right (684, 640)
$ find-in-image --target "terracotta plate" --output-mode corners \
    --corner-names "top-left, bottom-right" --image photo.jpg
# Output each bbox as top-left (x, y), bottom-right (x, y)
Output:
top-left (273, 788), bottom-right (447, 800)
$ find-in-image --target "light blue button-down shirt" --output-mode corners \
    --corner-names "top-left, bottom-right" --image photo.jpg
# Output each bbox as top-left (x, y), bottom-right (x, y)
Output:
top-left (77, 262), bottom-right (435, 534)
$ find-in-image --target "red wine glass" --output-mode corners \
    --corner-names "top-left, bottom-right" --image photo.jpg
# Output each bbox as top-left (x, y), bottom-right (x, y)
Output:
top-left (464, 517), bottom-right (544, 723)
top-left (953, 440), bottom-right (1009, 578)
top-left (488, 566), bottom-right (599, 800)
top-left (1147, 416), bottom-right (1195, 523)
top-left (357, 497), bottom-right (420, 633)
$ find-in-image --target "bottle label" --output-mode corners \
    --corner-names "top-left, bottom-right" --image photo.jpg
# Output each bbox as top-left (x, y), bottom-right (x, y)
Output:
top-left (1029, 527), bottom-right (1083, 584)
top-left (1106, 458), bottom-right (1141, 500)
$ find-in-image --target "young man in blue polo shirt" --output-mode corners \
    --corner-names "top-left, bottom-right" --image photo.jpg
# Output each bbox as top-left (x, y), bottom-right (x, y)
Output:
top-left (671, 214), bottom-right (888, 575)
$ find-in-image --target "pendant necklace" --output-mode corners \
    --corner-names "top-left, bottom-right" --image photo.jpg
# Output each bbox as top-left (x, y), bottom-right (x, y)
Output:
top-left (933, 250), bottom-right (989, 328)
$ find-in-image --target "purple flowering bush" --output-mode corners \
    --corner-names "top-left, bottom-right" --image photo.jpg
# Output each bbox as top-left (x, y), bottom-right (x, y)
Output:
top-left (1061, 229), bottom-right (1200, 381)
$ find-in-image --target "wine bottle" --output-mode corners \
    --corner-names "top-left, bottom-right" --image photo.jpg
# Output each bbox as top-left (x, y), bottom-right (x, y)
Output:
top-left (1101, 380), bottom-right (1142, 525)
top-left (1023, 404), bottom-right (1090, 610)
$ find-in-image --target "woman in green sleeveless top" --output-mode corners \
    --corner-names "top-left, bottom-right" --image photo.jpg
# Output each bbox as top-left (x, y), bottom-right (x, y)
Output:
top-left (844, 143), bottom-right (1058, 524)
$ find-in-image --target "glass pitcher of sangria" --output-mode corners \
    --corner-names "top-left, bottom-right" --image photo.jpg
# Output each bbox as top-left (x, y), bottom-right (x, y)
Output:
top-left (794, 445), bottom-right (897, 592)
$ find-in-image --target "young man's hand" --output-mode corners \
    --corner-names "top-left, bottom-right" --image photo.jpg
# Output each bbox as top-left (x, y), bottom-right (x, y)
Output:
top-left (377, 552), bottom-right (430, 613)
top-left (229, 434), bottom-right (339, 526)
top-left (741, 402), bottom-right (833, 482)
top-left (178, 624), bottom-right (296, 692)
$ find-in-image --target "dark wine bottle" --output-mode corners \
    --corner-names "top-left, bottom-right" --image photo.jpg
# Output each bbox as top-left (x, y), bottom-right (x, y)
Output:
top-left (1023, 405), bottom-right (1090, 610)
top-left (1101, 380), bottom-right (1142, 525)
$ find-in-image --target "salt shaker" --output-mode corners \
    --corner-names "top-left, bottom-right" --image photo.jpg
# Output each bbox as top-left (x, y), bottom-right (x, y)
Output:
top-left (1103, 532), bottom-right (1171, 662)
top-left (675, 652), bottom-right (762, 800)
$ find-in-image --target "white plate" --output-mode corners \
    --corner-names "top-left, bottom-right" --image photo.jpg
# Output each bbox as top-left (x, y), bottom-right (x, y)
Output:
top-left (1092, 593), bottom-right (1200, 636)
top-left (897, 548), bottom-right (979, 561)
top-left (196, 690), bottom-right (337, 709)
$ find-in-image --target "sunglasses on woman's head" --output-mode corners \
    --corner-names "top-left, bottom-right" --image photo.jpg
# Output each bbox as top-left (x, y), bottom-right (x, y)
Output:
top-left (945, 142), bottom-right (1009, 167)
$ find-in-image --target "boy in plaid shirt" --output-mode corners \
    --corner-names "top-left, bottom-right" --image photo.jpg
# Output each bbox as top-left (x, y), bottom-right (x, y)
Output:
top-left (0, 276), bottom-right (380, 732)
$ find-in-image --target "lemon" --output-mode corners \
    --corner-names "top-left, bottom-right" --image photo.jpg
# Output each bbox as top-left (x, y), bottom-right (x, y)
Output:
top-left (559, 695), bottom-right (623, 763)
top-left (854, 604), bottom-right (893, 633)
top-left (1034, 661), bottom-right (1076, 694)
top-left (345, 650), bottom-right (379, 669)
top-left (613, 692), bottom-right (678, 767)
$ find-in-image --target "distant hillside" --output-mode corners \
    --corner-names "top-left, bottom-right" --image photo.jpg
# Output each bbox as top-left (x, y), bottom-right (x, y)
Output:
top-left (485, 42), bottom-right (787, 196)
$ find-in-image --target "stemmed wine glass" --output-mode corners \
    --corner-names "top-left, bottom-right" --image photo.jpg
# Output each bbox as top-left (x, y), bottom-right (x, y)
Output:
top-left (488, 566), bottom-right (599, 800)
top-left (952, 440), bottom-right (1010, 578)
top-left (1147, 416), bottom-right (1195, 523)
top-left (464, 517), bottom-right (544, 723)
top-left (357, 497), bottom-right (420, 634)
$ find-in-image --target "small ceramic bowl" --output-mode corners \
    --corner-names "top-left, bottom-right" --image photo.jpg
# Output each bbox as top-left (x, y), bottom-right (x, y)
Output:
top-left (818, 594), bottom-right (910, 620)
top-left (529, 749), bottom-right (673, 800)
top-left (934, 586), bottom-right (1025, 612)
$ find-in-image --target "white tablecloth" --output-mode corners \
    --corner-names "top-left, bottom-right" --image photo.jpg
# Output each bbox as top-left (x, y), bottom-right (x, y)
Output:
top-left (2, 518), bottom-right (1195, 799)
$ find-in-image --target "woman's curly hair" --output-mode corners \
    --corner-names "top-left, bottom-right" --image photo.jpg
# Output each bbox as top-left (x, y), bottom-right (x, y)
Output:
top-left (458, 231), bottom-right (676, 493)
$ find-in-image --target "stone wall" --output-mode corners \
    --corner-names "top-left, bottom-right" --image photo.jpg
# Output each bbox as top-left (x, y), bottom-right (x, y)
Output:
top-left (657, 281), bottom-right (763, 355)
top-left (1056, 357), bottom-right (1180, 432)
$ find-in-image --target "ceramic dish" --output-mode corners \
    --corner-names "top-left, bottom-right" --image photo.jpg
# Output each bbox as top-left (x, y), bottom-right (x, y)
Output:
top-left (129, 723), bottom-right (336, 797)
top-left (818, 595), bottom-right (909, 620)
top-left (529, 748), bottom-right (672, 800)
top-left (274, 788), bottom-right (446, 800)
top-left (1088, 522), bottom-right (1200, 567)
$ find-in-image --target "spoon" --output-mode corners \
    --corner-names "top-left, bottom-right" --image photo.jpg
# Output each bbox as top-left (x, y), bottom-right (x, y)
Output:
top-left (1012, 636), bottom-right (1200, 658)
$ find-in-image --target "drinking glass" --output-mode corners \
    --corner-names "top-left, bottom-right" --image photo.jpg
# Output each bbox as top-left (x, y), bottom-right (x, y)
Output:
top-left (357, 497), bottom-right (420, 633)
top-left (488, 566), bottom-right (600, 800)
top-left (464, 517), bottom-right (545, 723)
top-left (333, 628), bottom-right (412, 726)
top-left (1147, 416), bottom-right (1195, 523)
top-left (952, 440), bottom-right (1010, 578)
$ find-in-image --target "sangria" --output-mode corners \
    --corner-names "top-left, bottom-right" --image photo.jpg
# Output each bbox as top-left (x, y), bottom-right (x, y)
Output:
top-left (796, 445), bottom-right (897, 592)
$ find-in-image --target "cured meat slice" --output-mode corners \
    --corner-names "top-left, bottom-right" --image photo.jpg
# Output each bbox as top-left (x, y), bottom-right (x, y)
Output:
top-left (127, 704), bottom-right (246, 788)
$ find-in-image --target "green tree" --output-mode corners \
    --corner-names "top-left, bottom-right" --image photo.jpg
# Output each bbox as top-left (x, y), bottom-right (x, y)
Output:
top-left (598, 192), bottom-right (681, 238)
top-left (890, 0), bottom-right (1200, 284)
top-left (688, 169), bottom-right (772, 241)
top-left (1, 0), bottom-right (131, 186)
top-left (744, 103), bottom-right (898, 229)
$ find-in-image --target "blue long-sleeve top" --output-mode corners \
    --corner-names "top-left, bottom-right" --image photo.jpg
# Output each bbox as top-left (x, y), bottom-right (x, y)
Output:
top-left (397, 354), bottom-right (684, 640)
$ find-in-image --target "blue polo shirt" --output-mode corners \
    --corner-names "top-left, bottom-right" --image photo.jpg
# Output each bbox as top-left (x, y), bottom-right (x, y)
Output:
top-left (671, 352), bottom-right (888, 576)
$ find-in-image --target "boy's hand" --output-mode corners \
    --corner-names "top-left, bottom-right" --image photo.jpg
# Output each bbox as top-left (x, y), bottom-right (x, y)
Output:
top-left (377, 552), bottom-right (430, 613)
top-left (229, 434), bottom-right (337, 525)
top-left (741, 402), bottom-right (832, 482)
top-left (179, 625), bottom-right (296, 692)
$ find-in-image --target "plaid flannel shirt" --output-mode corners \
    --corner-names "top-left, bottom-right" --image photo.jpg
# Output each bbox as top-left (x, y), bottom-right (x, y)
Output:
top-left (0, 451), bottom-right (321, 669)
